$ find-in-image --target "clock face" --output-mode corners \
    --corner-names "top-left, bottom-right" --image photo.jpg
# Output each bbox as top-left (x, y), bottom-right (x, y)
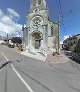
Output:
top-left (30, 16), bottom-right (43, 29)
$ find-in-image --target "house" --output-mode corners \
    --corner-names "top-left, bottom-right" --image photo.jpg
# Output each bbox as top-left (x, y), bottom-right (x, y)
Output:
top-left (63, 34), bottom-right (80, 51)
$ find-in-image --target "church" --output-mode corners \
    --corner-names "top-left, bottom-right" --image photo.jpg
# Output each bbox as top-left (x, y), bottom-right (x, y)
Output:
top-left (22, 0), bottom-right (60, 56)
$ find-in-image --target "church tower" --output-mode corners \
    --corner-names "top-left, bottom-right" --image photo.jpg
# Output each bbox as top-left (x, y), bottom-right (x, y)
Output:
top-left (30, 0), bottom-right (47, 13)
top-left (22, 0), bottom-right (60, 55)
top-left (26, 0), bottom-right (48, 55)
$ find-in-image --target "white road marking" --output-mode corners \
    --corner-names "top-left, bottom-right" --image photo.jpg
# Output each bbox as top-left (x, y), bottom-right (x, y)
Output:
top-left (1, 51), bottom-right (34, 92)
top-left (1, 51), bottom-right (9, 61)
top-left (11, 64), bottom-right (34, 92)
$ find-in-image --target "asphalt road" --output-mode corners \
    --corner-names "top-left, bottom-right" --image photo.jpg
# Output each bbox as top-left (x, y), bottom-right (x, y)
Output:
top-left (0, 45), bottom-right (80, 92)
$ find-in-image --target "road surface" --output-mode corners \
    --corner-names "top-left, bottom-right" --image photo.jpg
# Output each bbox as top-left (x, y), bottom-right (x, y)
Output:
top-left (0, 45), bottom-right (80, 92)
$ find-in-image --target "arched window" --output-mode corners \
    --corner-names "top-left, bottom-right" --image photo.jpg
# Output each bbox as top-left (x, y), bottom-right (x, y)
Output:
top-left (38, 0), bottom-right (41, 5)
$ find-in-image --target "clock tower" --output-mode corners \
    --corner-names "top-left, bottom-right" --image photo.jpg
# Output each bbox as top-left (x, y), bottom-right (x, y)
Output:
top-left (26, 0), bottom-right (48, 54)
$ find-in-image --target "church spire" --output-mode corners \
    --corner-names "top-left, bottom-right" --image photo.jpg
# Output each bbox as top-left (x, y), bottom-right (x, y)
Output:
top-left (30, 0), bottom-right (47, 13)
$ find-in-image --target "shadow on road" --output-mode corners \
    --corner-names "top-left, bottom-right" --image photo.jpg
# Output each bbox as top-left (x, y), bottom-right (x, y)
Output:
top-left (0, 61), bottom-right (14, 69)
top-left (72, 58), bottom-right (80, 64)
top-left (63, 50), bottom-right (80, 64)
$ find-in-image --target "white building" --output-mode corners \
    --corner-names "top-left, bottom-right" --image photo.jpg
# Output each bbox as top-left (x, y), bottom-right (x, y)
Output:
top-left (22, 0), bottom-right (60, 55)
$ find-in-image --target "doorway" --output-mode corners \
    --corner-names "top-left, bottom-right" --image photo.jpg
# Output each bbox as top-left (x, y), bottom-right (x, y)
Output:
top-left (32, 32), bottom-right (42, 49)
top-left (35, 40), bottom-right (41, 49)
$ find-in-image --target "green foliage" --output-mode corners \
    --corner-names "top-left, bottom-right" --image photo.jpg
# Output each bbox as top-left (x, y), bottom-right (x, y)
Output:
top-left (7, 44), bottom-right (14, 48)
top-left (11, 37), bottom-right (22, 44)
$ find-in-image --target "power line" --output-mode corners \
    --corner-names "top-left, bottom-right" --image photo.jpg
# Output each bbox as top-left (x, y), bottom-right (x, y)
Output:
top-left (58, 0), bottom-right (65, 30)
top-left (55, 0), bottom-right (67, 34)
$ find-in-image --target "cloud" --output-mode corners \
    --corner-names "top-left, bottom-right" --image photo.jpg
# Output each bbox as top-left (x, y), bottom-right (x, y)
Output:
top-left (0, 9), bottom-right (22, 37)
top-left (0, 9), bottom-right (3, 17)
top-left (64, 35), bottom-right (69, 40)
top-left (60, 41), bottom-right (63, 44)
top-left (7, 8), bottom-right (20, 18)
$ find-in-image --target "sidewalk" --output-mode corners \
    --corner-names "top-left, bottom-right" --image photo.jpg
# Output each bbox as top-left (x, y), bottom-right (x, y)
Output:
top-left (20, 50), bottom-right (46, 61)
top-left (11, 47), bottom-right (69, 63)
top-left (46, 53), bottom-right (69, 64)
top-left (20, 51), bottom-right (69, 64)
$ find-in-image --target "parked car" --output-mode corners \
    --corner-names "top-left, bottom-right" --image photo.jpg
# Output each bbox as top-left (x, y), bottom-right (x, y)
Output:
top-left (8, 44), bottom-right (15, 48)
top-left (72, 52), bottom-right (80, 61)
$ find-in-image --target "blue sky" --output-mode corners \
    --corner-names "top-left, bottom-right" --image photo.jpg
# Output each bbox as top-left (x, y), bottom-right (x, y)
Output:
top-left (0, 0), bottom-right (80, 41)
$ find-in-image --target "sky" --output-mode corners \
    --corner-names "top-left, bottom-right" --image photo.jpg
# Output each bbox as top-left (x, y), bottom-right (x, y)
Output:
top-left (0, 0), bottom-right (80, 41)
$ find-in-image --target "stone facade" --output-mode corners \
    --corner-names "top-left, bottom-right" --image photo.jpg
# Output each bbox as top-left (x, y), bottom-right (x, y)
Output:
top-left (63, 34), bottom-right (80, 51)
top-left (22, 0), bottom-right (60, 55)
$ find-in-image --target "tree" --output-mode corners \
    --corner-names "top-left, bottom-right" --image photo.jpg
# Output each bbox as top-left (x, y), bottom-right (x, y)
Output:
top-left (11, 37), bottom-right (22, 45)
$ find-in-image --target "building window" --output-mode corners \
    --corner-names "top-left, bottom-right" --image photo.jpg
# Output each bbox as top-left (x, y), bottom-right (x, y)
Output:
top-left (38, 0), bottom-right (41, 5)
top-left (74, 41), bottom-right (75, 44)
top-left (51, 27), bottom-right (53, 36)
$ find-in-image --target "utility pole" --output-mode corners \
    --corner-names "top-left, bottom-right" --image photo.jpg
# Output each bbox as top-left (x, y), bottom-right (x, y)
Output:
top-left (22, 25), bottom-right (24, 49)
top-left (7, 33), bottom-right (8, 46)
top-left (58, 16), bottom-right (60, 54)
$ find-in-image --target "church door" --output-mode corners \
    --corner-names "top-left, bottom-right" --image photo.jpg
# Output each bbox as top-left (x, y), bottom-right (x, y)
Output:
top-left (35, 40), bottom-right (41, 49)
top-left (32, 32), bottom-right (42, 49)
